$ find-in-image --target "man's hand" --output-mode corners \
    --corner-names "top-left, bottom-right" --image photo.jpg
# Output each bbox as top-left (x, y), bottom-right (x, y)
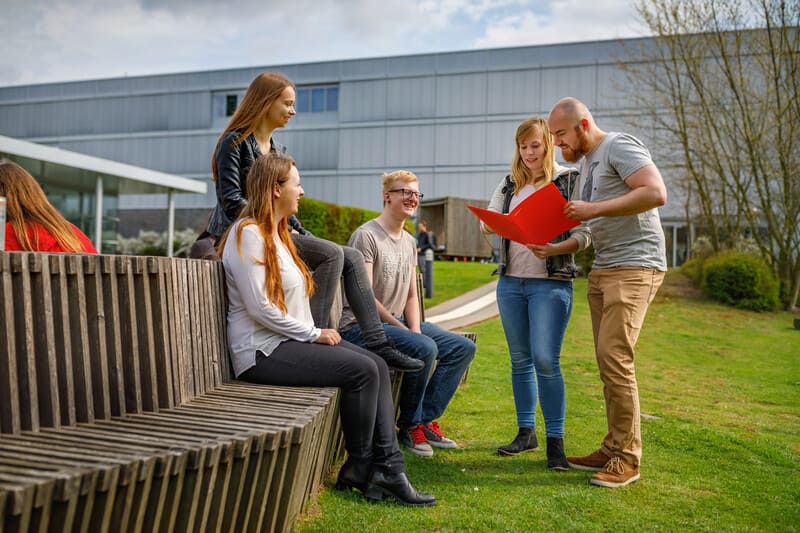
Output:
top-left (564, 200), bottom-right (596, 221)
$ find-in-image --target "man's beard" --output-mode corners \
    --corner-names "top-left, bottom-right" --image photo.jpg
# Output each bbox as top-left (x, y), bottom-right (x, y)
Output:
top-left (560, 127), bottom-right (588, 163)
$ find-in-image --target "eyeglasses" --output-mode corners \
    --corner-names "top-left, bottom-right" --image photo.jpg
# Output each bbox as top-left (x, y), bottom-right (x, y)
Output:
top-left (388, 188), bottom-right (424, 200)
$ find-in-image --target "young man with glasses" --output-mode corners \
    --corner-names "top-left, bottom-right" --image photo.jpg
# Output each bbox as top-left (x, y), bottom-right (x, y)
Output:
top-left (339, 170), bottom-right (476, 457)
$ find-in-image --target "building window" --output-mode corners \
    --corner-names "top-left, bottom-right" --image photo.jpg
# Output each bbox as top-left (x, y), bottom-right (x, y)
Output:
top-left (212, 90), bottom-right (245, 119)
top-left (214, 85), bottom-right (338, 118)
top-left (225, 94), bottom-right (238, 116)
top-left (296, 89), bottom-right (310, 113)
top-left (295, 85), bottom-right (339, 113)
top-left (311, 88), bottom-right (325, 112)
top-left (326, 87), bottom-right (339, 111)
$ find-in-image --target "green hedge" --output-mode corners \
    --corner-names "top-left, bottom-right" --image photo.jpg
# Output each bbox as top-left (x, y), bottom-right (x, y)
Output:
top-left (701, 250), bottom-right (780, 311)
top-left (297, 197), bottom-right (380, 245)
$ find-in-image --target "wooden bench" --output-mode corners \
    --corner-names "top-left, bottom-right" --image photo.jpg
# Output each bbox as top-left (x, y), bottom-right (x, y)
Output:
top-left (0, 252), bottom-right (342, 533)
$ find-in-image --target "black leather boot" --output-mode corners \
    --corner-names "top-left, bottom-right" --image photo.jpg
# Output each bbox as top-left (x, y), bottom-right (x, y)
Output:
top-left (546, 437), bottom-right (569, 471)
top-left (364, 470), bottom-right (436, 506)
top-left (335, 457), bottom-right (371, 493)
top-left (497, 427), bottom-right (539, 456)
top-left (367, 339), bottom-right (425, 372)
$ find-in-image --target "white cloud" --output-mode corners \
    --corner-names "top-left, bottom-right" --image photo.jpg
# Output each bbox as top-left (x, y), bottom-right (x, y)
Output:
top-left (474, 0), bottom-right (649, 49)
top-left (0, 0), bottom-right (648, 87)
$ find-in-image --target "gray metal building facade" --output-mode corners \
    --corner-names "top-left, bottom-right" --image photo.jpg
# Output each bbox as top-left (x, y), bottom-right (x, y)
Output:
top-left (0, 37), bottom-right (689, 266)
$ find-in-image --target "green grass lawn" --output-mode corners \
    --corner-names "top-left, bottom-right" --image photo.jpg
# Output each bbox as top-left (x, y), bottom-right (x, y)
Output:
top-left (299, 271), bottom-right (800, 532)
top-left (419, 260), bottom-right (497, 309)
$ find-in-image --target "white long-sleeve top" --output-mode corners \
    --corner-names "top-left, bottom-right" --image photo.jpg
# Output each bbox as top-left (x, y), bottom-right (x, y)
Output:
top-left (222, 220), bottom-right (321, 377)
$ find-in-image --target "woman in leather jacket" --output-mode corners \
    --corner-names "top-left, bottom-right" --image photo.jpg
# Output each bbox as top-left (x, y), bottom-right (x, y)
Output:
top-left (481, 117), bottom-right (591, 470)
top-left (207, 72), bottom-right (422, 373)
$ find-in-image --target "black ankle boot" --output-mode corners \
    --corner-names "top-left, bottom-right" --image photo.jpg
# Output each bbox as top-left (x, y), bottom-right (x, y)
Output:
top-left (497, 427), bottom-right (539, 456)
top-left (367, 339), bottom-right (425, 372)
top-left (546, 437), bottom-right (569, 471)
top-left (335, 457), bottom-right (371, 493)
top-left (364, 470), bottom-right (436, 506)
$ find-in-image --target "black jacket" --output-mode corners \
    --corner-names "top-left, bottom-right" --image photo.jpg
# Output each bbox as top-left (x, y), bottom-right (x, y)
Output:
top-left (207, 131), bottom-right (309, 237)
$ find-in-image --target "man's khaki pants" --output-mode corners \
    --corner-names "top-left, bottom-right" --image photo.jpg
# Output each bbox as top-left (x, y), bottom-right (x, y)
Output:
top-left (587, 266), bottom-right (664, 467)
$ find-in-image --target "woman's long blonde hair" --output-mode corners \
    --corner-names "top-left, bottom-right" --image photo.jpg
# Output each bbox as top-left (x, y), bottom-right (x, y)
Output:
top-left (510, 117), bottom-right (555, 195)
top-left (217, 153), bottom-right (313, 313)
top-left (0, 159), bottom-right (89, 252)
top-left (211, 72), bottom-right (294, 182)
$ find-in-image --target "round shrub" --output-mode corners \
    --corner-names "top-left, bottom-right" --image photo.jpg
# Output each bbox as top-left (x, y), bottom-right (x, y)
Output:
top-left (701, 250), bottom-right (779, 311)
top-left (679, 257), bottom-right (704, 285)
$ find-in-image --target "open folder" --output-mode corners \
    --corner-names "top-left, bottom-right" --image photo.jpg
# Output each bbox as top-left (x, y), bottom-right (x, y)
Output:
top-left (468, 183), bottom-right (579, 245)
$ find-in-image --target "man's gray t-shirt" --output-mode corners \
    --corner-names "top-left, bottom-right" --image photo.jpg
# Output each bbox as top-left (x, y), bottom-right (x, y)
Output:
top-left (338, 219), bottom-right (417, 332)
top-left (582, 132), bottom-right (667, 271)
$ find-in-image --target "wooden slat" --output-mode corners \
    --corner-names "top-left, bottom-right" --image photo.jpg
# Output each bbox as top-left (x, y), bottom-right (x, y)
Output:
top-left (209, 258), bottom-right (230, 385)
top-left (0, 445), bottom-right (112, 495)
top-left (28, 253), bottom-right (62, 428)
top-left (160, 257), bottom-right (181, 407)
top-left (115, 256), bottom-right (143, 415)
top-left (131, 256), bottom-right (159, 412)
top-left (168, 258), bottom-right (194, 403)
top-left (99, 256), bottom-right (126, 419)
top-left (148, 257), bottom-right (174, 409)
top-left (65, 254), bottom-right (98, 424)
top-left (46, 471), bottom-right (87, 533)
top-left (11, 253), bottom-right (40, 432)
top-left (50, 255), bottom-right (77, 427)
top-left (0, 252), bottom-right (21, 435)
top-left (80, 255), bottom-right (106, 421)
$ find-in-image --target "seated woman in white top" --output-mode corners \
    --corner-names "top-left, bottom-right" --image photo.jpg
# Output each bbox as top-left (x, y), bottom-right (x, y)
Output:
top-left (218, 152), bottom-right (434, 507)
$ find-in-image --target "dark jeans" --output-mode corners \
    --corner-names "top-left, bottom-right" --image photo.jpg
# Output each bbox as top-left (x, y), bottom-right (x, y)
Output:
top-left (291, 233), bottom-right (386, 347)
top-left (342, 320), bottom-right (476, 431)
top-left (239, 340), bottom-right (404, 473)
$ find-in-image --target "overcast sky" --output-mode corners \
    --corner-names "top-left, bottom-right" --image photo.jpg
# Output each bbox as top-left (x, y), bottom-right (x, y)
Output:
top-left (2, 0), bottom-right (651, 87)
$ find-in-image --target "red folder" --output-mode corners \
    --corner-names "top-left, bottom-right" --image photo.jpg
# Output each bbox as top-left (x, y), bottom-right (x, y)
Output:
top-left (468, 183), bottom-right (579, 245)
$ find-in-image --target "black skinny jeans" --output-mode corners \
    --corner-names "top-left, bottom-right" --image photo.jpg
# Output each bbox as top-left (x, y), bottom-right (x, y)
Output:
top-left (291, 233), bottom-right (386, 347)
top-left (239, 340), bottom-right (404, 473)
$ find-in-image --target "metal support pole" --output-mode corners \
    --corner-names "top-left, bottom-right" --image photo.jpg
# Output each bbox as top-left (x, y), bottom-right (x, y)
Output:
top-left (672, 224), bottom-right (678, 268)
top-left (424, 249), bottom-right (434, 298)
top-left (94, 176), bottom-right (103, 252)
top-left (167, 190), bottom-right (175, 258)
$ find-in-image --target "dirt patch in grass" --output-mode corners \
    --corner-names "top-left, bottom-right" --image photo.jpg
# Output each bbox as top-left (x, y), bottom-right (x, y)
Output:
top-left (656, 271), bottom-right (707, 303)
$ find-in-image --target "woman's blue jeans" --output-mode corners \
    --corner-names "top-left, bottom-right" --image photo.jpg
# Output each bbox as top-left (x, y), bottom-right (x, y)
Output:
top-left (496, 276), bottom-right (573, 437)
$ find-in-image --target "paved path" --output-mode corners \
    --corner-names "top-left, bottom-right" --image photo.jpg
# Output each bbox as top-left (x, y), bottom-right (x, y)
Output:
top-left (425, 280), bottom-right (499, 331)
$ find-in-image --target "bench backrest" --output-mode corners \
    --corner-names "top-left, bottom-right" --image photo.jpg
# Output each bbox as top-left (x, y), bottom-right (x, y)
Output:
top-left (0, 252), bottom-right (229, 435)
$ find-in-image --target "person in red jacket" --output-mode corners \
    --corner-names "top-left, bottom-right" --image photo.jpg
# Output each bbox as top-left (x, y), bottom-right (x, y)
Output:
top-left (0, 160), bottom-right (97, 253)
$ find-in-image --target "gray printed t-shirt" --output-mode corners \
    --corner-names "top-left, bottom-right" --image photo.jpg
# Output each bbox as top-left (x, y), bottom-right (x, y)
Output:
top-left (338, 219), bottom-right (417, 332)
top-left (582, 132), bottom-right (667, 271)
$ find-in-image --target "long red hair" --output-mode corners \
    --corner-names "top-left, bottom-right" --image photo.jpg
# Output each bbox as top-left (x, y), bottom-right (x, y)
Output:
top-left (0, 160), bottom-right (90, 252)
top-left (211, 72), bottom-right (294, 182)
top-left (217, 153), bottom-right (313, 313)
